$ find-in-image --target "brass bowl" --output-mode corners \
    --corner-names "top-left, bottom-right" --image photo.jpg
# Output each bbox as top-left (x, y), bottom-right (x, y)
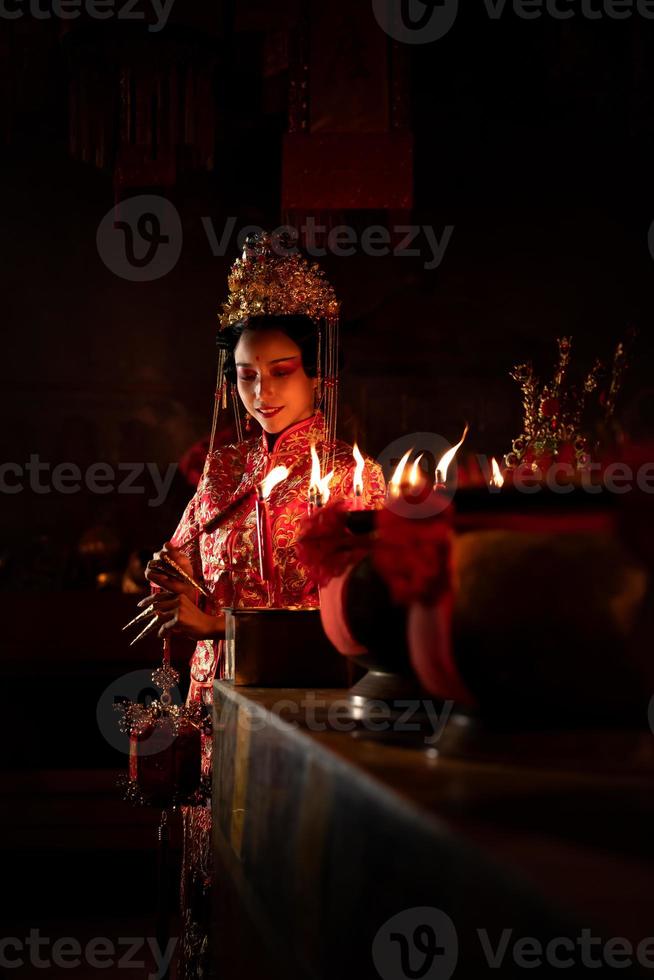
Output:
top-left (452, 524), bottom-right (650, 729)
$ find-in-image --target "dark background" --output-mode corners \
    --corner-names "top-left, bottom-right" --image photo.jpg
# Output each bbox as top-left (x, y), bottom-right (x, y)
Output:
top-left (1, 0), bottom-right (654, 971)
top-left (2, 0), bottom-right (654, 578)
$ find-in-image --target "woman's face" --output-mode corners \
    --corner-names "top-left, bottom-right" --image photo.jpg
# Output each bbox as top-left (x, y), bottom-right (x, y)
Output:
top-left (235, 329), bottom-right (316, 435)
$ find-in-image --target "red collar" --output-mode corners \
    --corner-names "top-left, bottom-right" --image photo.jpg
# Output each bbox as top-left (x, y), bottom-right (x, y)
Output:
top-left (259, 412), bottom-right (324, 456)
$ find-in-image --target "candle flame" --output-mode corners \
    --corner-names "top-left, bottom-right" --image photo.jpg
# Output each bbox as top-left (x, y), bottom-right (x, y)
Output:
top-left (490, 457), bottom-right (505, 488)
top-left (408, 453), bottom-right (425, 488)
top-left (310, 443), bottom-right (321, 492)
top-left (260, 465), bottom-right (289, 499)
top-left (389, 449), bottom-right (413, 494)
top-left (319, 470), bottom-right (334, 504)
top-left (436, 424), bottom-right (469, 484)
top-left (308, 443), bottom-right (333, 505)
top-left (352, 443), bottom-right (365, 495)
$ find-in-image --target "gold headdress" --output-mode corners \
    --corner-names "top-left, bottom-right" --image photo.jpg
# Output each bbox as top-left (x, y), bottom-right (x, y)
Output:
top-left (210, 232), bottom-right (341, 469)
top-left (219, 232), bottom-right (340, 327)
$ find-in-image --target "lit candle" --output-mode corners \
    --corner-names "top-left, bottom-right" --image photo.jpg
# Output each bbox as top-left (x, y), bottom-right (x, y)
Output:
top-left (308, 444), bottom-right (321, 515)
top-left (317, 470), bottom-right (334, 508)
top-left (434, 424), bottom-right (469, 490)
top-left (386, 448), bottom-right (412, 502)
top-left (408, 452), bottom-right (425, 491)
top-left (490, 457), bottom-right (505, 489)
top-left (352, 443), bottom-right (365, 510)
top-left (256, 465), bottom-right (289, 604)
top-left (308, 445), bottom-right (334, 513)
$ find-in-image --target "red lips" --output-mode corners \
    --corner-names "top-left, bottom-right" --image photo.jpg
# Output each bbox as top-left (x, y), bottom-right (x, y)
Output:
top-left (256, 406), bottom-right (284, 418)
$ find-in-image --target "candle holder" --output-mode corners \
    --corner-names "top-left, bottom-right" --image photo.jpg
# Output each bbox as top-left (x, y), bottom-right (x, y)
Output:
top-left (318, 485), bottom-right (654, 733)
top-left (319, 511), bottom-right (431, 709)
top-left (342, 555), bottom-right (425, 706)
top-left (449, 484), bottom-right (651, 730)
top-left (222, 608), bottom-right (350, 688)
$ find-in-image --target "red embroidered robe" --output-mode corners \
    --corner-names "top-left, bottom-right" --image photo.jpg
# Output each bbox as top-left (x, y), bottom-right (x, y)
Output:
top-left (170, 412), bottom-right (386, 703)
top-left (170, 412), bottom-right (385, 978)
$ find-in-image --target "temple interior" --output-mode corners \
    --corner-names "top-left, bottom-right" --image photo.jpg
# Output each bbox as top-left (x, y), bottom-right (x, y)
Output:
top-left (3, 1), bottom-right (654, 977)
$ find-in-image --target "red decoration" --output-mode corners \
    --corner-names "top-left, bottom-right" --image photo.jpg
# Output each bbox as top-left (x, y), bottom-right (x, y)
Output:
top-left (297, 501), bottom-right (371, 587)
top-left (129, 718), bottom-right (202, 808)
top-left (373, 509), bottom-right (453, 607)
top-left (540, 396), bottom-right (560, 418)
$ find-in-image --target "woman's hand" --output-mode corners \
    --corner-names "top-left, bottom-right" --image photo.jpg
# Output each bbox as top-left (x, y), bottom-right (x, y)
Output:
top-left (150, 592), bottom-right (226, 642)
top-left (144, 541), bottom-right (198, 601)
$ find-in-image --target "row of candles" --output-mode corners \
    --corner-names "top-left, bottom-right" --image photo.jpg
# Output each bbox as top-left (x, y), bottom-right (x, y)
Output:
top-left (123, 427), bottom-right (507, 635)
top-left (253, 447), bottom-right (343, 601)
top-left (387, 424), bottom-right (470, 501)
top-left (386, 427), bottom-right (505, 498)
top-left (254, 426), bottom-right (506, 602)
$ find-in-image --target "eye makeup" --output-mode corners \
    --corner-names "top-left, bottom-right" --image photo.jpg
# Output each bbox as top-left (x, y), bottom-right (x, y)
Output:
top-left (236, 356), bottom-right (302, 381)
top-left (272, 356), bottom-right (301, 377)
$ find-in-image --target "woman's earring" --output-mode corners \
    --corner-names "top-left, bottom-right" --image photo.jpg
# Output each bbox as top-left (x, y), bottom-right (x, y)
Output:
top-left (245, 413), bottom-right (252, 433)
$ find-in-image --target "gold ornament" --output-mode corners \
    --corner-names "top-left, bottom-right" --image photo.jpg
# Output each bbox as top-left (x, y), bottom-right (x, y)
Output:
top-left (219, 232), bottom-right (340, 328)
top-left (210, 232), bottom-right (341, 470)
top-left (505, 333), bottom-right (635, 473)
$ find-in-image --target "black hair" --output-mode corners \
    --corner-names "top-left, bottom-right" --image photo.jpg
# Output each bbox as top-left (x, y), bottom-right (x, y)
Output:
top-left (219, 314), bottom-right (319, 383)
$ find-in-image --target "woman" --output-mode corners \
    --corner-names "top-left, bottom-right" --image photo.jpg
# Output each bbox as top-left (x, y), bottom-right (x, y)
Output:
top-left (143, 235), bottom-right (385, 977)
top-left (145, 314), bottom-right (385, 691)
